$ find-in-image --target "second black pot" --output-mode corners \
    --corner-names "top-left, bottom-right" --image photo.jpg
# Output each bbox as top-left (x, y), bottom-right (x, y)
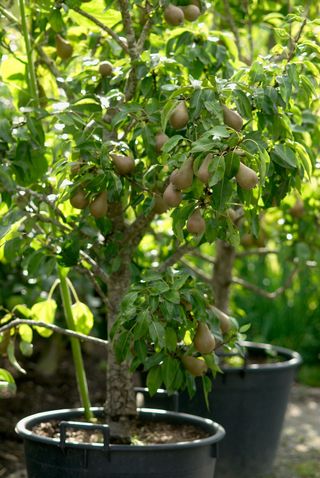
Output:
top-left (178, 341), bottom-right (302, 478)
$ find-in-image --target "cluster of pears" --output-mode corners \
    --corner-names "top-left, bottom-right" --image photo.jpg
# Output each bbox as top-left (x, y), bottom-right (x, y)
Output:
top-left (181, 309), bottom-right (234, 377)
top-left (222, 104), bottom-right (259, 190)
top-left (164, 2), bottom-right (201, 26)
top-left (56, 34), bottom-right (73, 60)
top-left (70, 188), bottom-right (108, 219)
top-left (69, 151), bottom-right (135, 216)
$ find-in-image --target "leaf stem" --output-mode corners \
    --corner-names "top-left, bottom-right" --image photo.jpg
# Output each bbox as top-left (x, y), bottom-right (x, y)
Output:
top-left (58, 266), bottom-right (94, 421)
top-left (18, 0), bottom-right (39, 107)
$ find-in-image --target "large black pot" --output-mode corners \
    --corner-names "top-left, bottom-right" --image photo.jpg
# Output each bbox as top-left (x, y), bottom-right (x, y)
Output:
top-left (16, 407), bottom-right (225, 478)
top-left (178, 341), bottom-right (302, 478)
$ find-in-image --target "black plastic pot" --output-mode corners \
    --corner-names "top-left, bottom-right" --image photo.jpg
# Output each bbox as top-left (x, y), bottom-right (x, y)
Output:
top-left (178, 341), bottom-right (302, 478)
top-left (16, 407), bottom-right (225, 478)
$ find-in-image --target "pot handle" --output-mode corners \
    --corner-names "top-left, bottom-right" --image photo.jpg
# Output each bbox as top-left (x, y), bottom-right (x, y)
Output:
top-left (59, 420), bottom-right (110, 451)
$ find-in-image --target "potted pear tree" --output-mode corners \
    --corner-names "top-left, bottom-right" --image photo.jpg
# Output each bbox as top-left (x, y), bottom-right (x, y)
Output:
top-left (0, 0), bottom-right (318, 477)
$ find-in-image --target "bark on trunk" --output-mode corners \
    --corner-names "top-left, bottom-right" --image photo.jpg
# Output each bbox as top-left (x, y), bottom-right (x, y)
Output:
top-left (212, 239), bottom-right (236, 313)
top-left (104, 210), bottom-right (155, 421)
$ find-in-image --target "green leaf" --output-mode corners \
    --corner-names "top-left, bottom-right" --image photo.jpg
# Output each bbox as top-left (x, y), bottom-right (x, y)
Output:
top-left (7, 342), bottom-right (26, 374)
top-left (71, 302), bottom-right (94, 335)
top-left (0, 119), bottom-right (12, 142)
top-left (31, 299), bottom-right (57, 337)
top-left (146, 366), bottom-right (162, 396)
top-left (165, 327), bottom-right (177, 352)
top-left (161, 357), bottom-right (180, 390)
top-left (0, 369), bottom-right (16, 398)
top-left (149, 321), bottom-right (165, 348)
top-left (271, 144), bottom-right (297, 169)
top-left (294, 143), bottom-right (312, 179)
top-left (208, 155), bottom-right (225, 186)
top-left (163, 289), bottom-right (180, 304)
top-left (162, 135), bottom-right (184, 153)
top-left (18, 324), bottom-right (33, 343)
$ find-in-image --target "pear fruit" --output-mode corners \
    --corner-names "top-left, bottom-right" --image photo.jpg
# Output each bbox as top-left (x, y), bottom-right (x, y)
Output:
top-left (290, 198), bottom-right (304, 218)
top-left (194, 322), bottom-right (216, 354)
top-left (196, 153), bottom-right (213, 184)
top-left (111, 153), bottom-right (135, 176)
top-left (153, 194), bottom-right (169, 214)
top-left (56, 34), bottom-right (73, 60)
top-left (163, 183), bottom-right (183, 208)
top-left (183, 5), bottom-right (200, 21)
top-left (236, 162), bottom-right (259, 189)
top-left (155, 132), bottom-right (169, 154)
top-left (213, 307), bottom-right (232, 334)
top-left (89, 191), bottom-right (108, 218)
top-left (170, 158), bottom-right (194, 190)
top-left (169, 101), bottom-right (189, 130)
top-left (99, 61), bottom-right (113, 77)
top-left (164, 4), bottom-right (184, 26)
top-left (70, 188), bottom-right (88, 209)
top-left (187, 209), bottom-right (206, 235)
top-left (181, 356), bottom-right (208, 377)
top-left (222, 105), bottom-right (243, 132)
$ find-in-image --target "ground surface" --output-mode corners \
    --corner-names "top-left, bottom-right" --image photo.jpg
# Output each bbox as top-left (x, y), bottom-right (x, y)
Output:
top-left (0, 344), bottom-right (319, 478)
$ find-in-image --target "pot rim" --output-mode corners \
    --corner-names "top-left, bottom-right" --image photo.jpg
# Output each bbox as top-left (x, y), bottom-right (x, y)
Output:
top-left (220, 340), bottom-right (302, 372)
top-left (15, 407), bottom-right (225, 451)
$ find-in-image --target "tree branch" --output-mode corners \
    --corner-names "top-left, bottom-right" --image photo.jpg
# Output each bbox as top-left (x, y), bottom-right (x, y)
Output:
top-left (180, 259), bottom-right (212, 284)
top-left (136, 1), bottom-right (156, 54)
top-left (232, 264), bottom-right (299, 300)
top-left (286, 14), bottom-right (309, 63)
top-left (72, 6), bottom-right (129, 54)
top-left (0, 319), bottom-right (108, 346)
top-left (76, 265), bottom-right (110, 309)
top-left (235, 247), bottom-right (278, 258)
top-left (35, 44), bottom-right (74, 100)
top-left (222, 0), bottom-right (244, 62)
top-left (80, 251), bottom-right (109, 285)
top-left (158, 244), bottom-right (194, 272)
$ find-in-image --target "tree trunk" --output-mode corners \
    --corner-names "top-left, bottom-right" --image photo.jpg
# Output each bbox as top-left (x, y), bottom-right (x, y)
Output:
top-left (212, 239), bottom-right (235, 313)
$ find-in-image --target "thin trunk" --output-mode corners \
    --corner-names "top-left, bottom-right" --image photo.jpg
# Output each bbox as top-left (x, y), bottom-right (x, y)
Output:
top-left (212, 239), bottom-right (235, 313)
top-left (105, 259), bottom-right (136, 421)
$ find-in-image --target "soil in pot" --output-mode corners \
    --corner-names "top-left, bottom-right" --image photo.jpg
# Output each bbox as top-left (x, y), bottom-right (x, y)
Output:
top-left (32, 415), bottom-right (210, 445)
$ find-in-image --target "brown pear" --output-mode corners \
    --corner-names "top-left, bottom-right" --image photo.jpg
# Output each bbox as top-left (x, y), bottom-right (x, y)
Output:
top-left (222, 105), bottom-right (243, 132)
top-left (169, 101), bottom-right (189, 130)
top-left (164, 4), bottom-right (184, 26)
top-left (56, 34), bottom-right (73, 60)
top-left (89, 191), bottom-right (108, 218)
top-left (196, 153), bottom-right (213, 184)
top-left (211, 306), bottom-right (232, 334)
top-left (181, 355), bottom-right (208, 377)
top-left (111, 153), bottom-right (135, 175)
top-left (153, 194), bottom-right (169, 214)
top-left (170, 158), bottom-right (194, 190)
top-left (99, 61), bottom-right (113, 77)
top-left (236, 162), bottom-right (259, 189)
top-left (187, 209), bottom-right (206, 235)
top-left (183, 5), bottom-right (200, 21)
top-left (163, 183), bottom-right (182, 208)
top-left (70, 188), bottom-right (88, 209)
top-left (155, 132), bottom-right (169, 154)
top-left (194, 322), bottom-right (216, 354)
top-left (290, 198), bottom-right (304, 218)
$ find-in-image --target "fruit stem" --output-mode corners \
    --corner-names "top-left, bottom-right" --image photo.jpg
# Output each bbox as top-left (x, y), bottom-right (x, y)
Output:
top-left (18, 0), bottom-right (39, 107)
top-left (58, 266), bottom-right (94, 421)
